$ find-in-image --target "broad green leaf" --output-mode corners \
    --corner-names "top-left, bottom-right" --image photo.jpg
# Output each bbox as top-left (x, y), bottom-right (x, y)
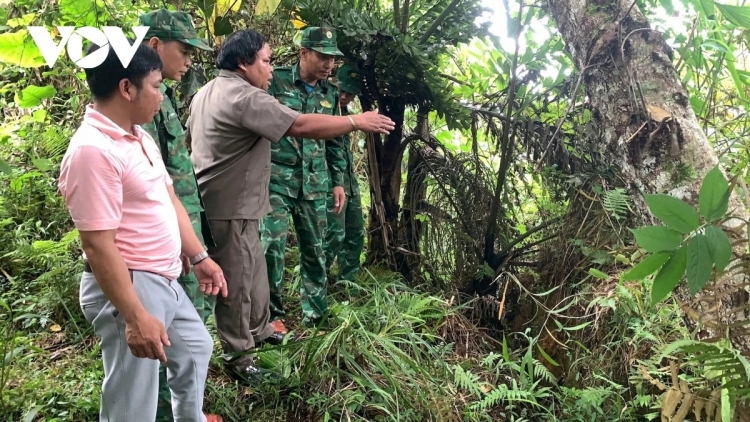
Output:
top-left (6, 13), bottom-right (37, 28)
top-left (197, 0), bottom-right (217, 19)
top-left (695, 0), bottom-right (715, 18)
top-left (715, 2), bottom-right (750, 28)
top-left (644, 193), bottom-right (700, 233)
top-left (705, 225), bottom-right (732, 273)
top-left (622, 251), bottom-right (671, 280)
top-left (59, 0), bottom-right (102, 26)
top-left (15, 85), bottom-right (56, 108)
top-left (255, 0), bottom-right (281, 15)
top-left (0, 30), bottom-right (46, 67)
top-left (651, 245), bottom-right (687, 305)
top-left (699, 165), bottom-right (730, 221)
top-left (212, 16), bottom-right (234, 36)
top-left (31, 159), bottom-right (52, 172)
top-left (0, 158), bottom-right (11, 175)
top-left (687, 234), bottom-right (712, 294)
top-left (630, 226), bottom-right (684, 253)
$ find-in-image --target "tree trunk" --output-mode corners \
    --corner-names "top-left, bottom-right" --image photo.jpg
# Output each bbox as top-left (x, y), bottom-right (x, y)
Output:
top-left (546, 0), bottom-right (750, 354)
top-left (363, 96), bottom-right (407, 273)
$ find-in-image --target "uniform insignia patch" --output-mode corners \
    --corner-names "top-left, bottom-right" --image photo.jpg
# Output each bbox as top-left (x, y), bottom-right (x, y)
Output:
top-left (320, 100), bottom-right (332, 108)
top-left (326, 31), bottom-right (332, 38)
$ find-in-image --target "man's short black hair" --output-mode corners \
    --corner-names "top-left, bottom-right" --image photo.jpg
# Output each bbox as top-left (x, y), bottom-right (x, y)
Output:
top-left (84, 42), bottom-right (163, 101)
top-left (216, 29), bottom-right (267, 71)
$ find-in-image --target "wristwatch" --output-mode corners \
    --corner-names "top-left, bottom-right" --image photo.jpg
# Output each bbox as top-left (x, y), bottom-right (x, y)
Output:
top-left (189, 251), bottom-right (209, 265)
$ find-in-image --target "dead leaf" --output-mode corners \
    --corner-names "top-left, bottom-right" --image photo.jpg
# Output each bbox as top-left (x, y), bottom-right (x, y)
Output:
top-left (647, 104), bottom-right (671, 122)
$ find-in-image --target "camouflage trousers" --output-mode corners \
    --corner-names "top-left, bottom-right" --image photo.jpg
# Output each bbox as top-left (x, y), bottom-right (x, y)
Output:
top-left (324, 190), bottom-right (365, 283)
top-left (156, 212), bottom-right (216, 422)
top-left (261, 191), bottom-right (328, 326)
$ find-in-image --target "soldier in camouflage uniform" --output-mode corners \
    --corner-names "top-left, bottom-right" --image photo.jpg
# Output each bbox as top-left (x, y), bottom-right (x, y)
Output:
top-left (261, 27), bottom-right (348, 329)
top-left (138, 9), bottom-right (222, 422)
top-left (324, 64), bottom-right (365, 287)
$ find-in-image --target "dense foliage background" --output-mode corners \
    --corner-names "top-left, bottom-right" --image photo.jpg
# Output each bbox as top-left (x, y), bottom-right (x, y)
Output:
top-left (2, 0), bottom-right (750, 420)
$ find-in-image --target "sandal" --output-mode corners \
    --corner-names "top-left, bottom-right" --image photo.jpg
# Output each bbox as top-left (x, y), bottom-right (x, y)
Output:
top-left (270, 319), bottom-right (288, 334)
top-left (205, 413), bottom-right (224, 422)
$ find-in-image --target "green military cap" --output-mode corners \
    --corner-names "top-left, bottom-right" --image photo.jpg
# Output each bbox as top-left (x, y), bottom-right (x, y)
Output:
top-left (299, 26), bottom-right (343, 56)
top-left (336, 64), bottom-right (362, 95)
top-left (139, 9), bottom-right (212, 51)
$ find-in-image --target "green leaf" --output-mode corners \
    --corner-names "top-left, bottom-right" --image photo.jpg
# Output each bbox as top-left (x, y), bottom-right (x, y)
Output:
top-left (630, 226), bottom-right (684, 252)
top-left (622, 251), bottom-right (671, 281)
top-left (687, 234), bottom-right (713, 294)
top-left (715, 3), bottom-right (750, 28)
top-left (699, 166), bottom-right (730, 221)
top-left (59, 0), bottom-right (103, 26)
top-left (537, 344), bottom-right (559, 367)
top-left (651, 245), bottom-right (687, 305)
top-left (31, 158), bottom-right (52, 171)
top-left (725, 53), bottom-right (746, 102)
top-left (0, 158), bottom-right (11, 175)
top-left (255, 0), bottom-right (281, 15)
top-left (644, 194), bottom-right (700, 233)
top-left (588, 268), bottom-right (609, 280)
top-left (0, 29), bottom-right (46, 67)
top-left (15, 85), bottom-right (56, 108)
top-left (212, 16), bottom-right (234, 36)
top-left (197, 0), bottom-right (217, 18)
top-left (705, 225), bottom-right (732, 273)
top-left (695, 0), bottom-right (715, 18)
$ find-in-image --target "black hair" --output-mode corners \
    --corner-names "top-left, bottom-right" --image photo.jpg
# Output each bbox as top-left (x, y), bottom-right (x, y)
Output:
top-left (216, 29), bottom-right (268, 71)
top-left (84, 42), bottom-right (163, 101)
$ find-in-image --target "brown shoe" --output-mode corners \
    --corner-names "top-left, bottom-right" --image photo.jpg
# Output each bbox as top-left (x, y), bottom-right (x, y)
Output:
top-left (270, 319), bottom-right (288, 334)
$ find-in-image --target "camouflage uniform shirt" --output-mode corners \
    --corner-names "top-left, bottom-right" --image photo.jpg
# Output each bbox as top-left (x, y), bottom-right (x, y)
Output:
top-left (141, 82), bottom-right (204, 214)
top-left (268, 64), bottom-right (347, 200)
top-left (338, 107), bottom-right (360, 198)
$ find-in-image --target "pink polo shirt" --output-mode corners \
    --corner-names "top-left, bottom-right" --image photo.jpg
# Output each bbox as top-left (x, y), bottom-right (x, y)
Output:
top-left (58, 106), bottom-right (182, 280)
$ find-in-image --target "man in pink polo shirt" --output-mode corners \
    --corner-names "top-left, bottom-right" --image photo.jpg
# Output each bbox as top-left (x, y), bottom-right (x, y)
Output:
top-left (58, 43), bottom-right (226, 422)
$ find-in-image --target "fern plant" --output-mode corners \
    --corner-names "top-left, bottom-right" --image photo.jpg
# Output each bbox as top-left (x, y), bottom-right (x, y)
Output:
top-left (603, 187), bottom-right (630, 221)
top-left (455, 332), bottom-right (555, 420)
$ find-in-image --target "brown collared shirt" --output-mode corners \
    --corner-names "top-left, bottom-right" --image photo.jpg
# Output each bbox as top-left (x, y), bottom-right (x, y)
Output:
top-left (188, 70), bottom-right (300, 220)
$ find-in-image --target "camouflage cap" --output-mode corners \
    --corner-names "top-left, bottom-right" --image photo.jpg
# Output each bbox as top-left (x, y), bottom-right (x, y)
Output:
top-left (139, 9), bottom-right (212, 51)
top-left (300, 26), bottom-right (343, 56)
top-left (336, 64), bottom-right (362, 95)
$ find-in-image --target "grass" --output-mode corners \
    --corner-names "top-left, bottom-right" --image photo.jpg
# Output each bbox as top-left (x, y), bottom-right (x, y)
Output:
top-left (1, 262), bottom-right (482, 421)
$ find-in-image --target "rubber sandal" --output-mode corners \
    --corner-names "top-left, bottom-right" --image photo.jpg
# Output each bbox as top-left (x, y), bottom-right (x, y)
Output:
top-left (204, 413), bottom-right (223, 422)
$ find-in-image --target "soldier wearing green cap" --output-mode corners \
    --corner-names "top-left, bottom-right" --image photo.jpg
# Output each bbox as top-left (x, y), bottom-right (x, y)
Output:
top-left (261, 26), bottom-right (348, 331)
top-left (324, 64), bottom-right (365, 289)
top-left (138, 9), bottom-right (223, 422)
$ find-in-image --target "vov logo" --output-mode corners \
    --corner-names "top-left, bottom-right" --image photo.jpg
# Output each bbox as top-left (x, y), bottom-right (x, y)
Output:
top-left (27, 26), bottom-right (150, 69)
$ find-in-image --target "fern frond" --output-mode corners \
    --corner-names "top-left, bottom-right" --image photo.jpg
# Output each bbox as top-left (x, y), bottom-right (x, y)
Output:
top-left (602, 188), bottom-right (630, 220)
top-left (453, 365), bottom-right (484, 397)
top-left (533, 360), bottom-right (556, 384)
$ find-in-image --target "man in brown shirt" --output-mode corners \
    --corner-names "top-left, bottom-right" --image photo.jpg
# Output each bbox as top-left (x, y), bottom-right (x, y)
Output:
top-left (187, 29), bottom-right (393, 382)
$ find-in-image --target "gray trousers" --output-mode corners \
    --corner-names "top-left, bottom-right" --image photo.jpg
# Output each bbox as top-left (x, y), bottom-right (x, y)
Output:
top-left (80, 269), bottom-right (213, 422)
top-left (207, 219), bottom-right (274, 367)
